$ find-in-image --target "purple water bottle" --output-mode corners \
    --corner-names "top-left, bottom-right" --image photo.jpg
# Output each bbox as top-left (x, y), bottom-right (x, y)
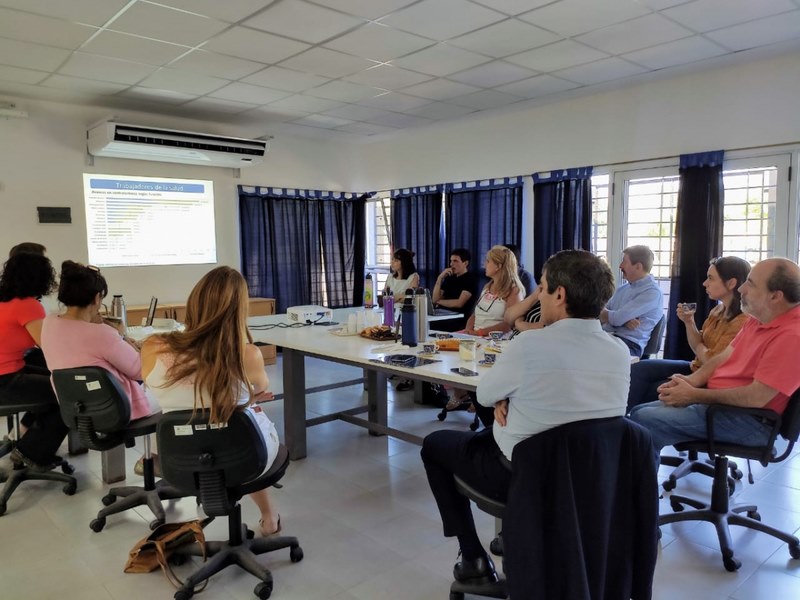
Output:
top-left (383, 294), bottom-right (394, 326)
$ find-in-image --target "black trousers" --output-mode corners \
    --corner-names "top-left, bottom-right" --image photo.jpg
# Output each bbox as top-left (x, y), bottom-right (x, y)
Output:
top-left (0, 364), bottom-right (68, 464)
top-left (421, 428), bottom-right (511, 538)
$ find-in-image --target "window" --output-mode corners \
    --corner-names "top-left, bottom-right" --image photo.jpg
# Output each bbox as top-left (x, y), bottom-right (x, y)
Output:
top-left (366, 193), bottom-right (392, 291)
top-left (590, 174), bottom-right (610, 262)
top-left (722, 165), bottom-right (779, 264)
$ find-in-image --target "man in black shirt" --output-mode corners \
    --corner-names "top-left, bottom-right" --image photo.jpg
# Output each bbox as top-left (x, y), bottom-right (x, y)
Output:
top-left (432, 248), bottom-right (479, 331)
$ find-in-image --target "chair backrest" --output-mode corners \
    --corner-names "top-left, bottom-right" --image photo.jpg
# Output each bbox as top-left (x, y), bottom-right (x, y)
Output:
top-left (157, 409), bottom-right (268, 516)
top-left (641, 315), bottom-right (666, 359)
top-left (779, 388), bottom-right (800, 445)
top-left (52, 367), bottom-right (131, 451)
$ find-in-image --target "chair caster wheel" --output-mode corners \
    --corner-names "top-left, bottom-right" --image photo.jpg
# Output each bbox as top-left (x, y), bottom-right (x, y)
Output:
top-left (727, 478), bottom-right (736, 496)
top-left (101, 493), bottom-right (116, 506)
top-left (90, 517), bottom-right (106, 532)
top-left (670, 498), bottom-right (684, 512)
top-left (789, 543), bottom-right (800, 560)
top-left (61, 463), bottom-right (75, 475)
top-left (437, 412), bottom-right (446, 421)
top-left (450, 592), bottom-right (465, 600)
top-left (731, 468), bottom-right (743, 480)
top-left (723, 556), bottom-right (741, 572)
top-left (63, 481), bottom-right (77, 495)
top-left (149, 518), bottom-right (164, 530)
top-left (489, 535), bottom-right (504, 557)
top-left (747, 510), bottom-right (761, 521)
top-left (290, 545), bottom-right (304, 563)
top-left (662, 479), bottom-right (676, 492)
top-left (255, 580), bottom-right (273, 599)
top-left (174, 589), bottom-right (193, 600)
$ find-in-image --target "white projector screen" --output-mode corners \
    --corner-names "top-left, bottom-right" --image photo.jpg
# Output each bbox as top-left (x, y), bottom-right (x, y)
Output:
top-left (83, 174), bottom-right (217, 267)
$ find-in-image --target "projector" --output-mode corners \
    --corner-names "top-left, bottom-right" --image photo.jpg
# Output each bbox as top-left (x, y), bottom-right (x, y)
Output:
top-left (286, 305), bottom-right (333, 324)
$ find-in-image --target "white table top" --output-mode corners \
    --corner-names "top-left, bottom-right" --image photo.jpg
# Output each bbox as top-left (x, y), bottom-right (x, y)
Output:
top-left (248, 307), bottom-right (494, 389)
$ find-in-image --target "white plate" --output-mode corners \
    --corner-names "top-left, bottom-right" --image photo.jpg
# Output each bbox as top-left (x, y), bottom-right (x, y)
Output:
top-left (329, 328), bottom-right (359, 337)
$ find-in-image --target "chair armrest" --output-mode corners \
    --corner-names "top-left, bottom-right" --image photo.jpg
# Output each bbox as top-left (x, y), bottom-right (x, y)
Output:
top-left (705, 404), bottom-right (782, 465)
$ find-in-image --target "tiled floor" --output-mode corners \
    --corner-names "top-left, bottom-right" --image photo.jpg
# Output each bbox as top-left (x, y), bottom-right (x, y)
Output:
top-left (2, 356), bottom-right (800, 599)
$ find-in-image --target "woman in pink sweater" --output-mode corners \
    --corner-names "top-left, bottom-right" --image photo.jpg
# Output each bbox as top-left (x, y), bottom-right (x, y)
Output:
top-left (41, 261), bottom-right (158, 424)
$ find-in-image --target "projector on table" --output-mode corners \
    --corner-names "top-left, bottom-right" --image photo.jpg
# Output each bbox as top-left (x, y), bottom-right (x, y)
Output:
top-left (286, 305), bottom-right (333, 324)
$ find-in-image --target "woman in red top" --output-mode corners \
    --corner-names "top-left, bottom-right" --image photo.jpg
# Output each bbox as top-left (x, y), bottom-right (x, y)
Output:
top-left (0, 253), bottom-right (68, 470)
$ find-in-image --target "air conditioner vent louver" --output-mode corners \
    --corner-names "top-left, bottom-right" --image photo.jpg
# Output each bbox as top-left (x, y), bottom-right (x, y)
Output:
top-left (88, 122), bottom-right (268, 168)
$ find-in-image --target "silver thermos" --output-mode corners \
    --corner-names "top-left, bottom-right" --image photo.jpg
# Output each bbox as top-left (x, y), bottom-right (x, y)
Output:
top-left (414, 288), bottom-right (429, 342)
top-left (110, 294), bottom-right (127, 328)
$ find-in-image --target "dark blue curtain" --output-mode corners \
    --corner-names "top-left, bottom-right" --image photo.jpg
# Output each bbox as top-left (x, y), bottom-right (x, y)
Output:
top-left (444, 179), bottom-right (524, 283)
top-left (390, 186), bottom-right (444, 289)
top-left (532, 167), bottom-right (593, 283)
top-left (238, 187), bottom-right (366, 313)
top-left (664, 151), bottom-right (725, 360)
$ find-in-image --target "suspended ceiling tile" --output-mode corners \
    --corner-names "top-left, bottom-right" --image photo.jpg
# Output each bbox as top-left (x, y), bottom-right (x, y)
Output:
top-left (448, 19), bottom-right (560, 59)
top-left (324, 22), bottom-right (434, 63)
top-left (58, 52), bottom-right (157, 85)
top-left (81, 31), bottom-right (188, 66)
top-left (401, 78), bottom-right (481, 101)
top-left (120, 86), bottom-right (197, 105)
top-left (0, 8), bottom-right (96, 49)
top-left (471, 0), bottom-right (554, 16)
top-left (505, 40), bottom-right (607, 73)
top-left (154, 0), bottom-right (276, 23)
top-left (663, 0), bottom-right (797, 33)
top-left (496, 74), bottom-right (580, 98)
top-left (575, 14), bottom-right (694, 56)
top-left (241, 66), bottom-right (331, 92)
top-left (170, 50), bottom-right (266, 80)
top-left (357, 91), bottom-right (431, 111)
top-left (519, 0), bottom-right (652, 37)
top-left (243, 0), bottom-right (364, 44)
top-left (108, 2), bottom-right (229, 47)
top-left (0, 65), bottom-right (49, 85)
top-left (208, 81), bottom-right (292, 104)
top-left (279, 47), bottom-right (377, 78)
top-left (344, 64), bottom-right (432, 90)
top-left (704, 10), bottom-right (800, 51)
top-left (308, 80), bottom-right (386, 102)
top-left (41, 74), bottom-right (129, 94)
top-left (365, 111), bottom-right (432, 128)
top-left (180, 96), bottom-right (260, 114)
top-left (553, 57), bottom-right (648, 86)
top-left (336, 121), bottom-right (398, 135)
top-left (266, 93), bottom-right (345, 114)
top-left (323, 104), bottom-right (396, 122)
top-left (448, 60), bottom-right (537, 87)
top-left (310, 0), bottom-right (418, 20)
top-left (622, 36), bottom-right (728, 71)
top-left (392, 44), bottom-right (491, 77)
top-left (447, 88), bottom-right (524, 110)
top-left (0, 0), bottom-right (129, 26)
top-left (0, 38), bottom-right (72, 71)
top-left (291, 113), bottom-right (355, 129)
top-left (379, 0), bottom-right (506, 41)
top-left (138, 67), bottom-right (230, 95)
top-left (202, 27), bottom-right (311, 64)
top-left (406, 101), bottom-right (478, 120)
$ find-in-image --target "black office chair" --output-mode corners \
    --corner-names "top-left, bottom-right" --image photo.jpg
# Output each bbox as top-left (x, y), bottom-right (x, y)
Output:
top-left (640, 315), bottom-right (666, 359)
top-left (53, 367), bottom-right (187, 531)
top-left (0, 399), bottom-right (76, 515)
top-left (450, 417), bottom-right (659, 600)
top-left (158, 409), bottom-right (302, 600)
top-left (659, 390), bottom-right (800, 571)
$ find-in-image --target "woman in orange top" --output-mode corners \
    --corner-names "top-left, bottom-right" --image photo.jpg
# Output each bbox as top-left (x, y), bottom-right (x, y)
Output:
top-left (627, 256), bottom-right (751, 411)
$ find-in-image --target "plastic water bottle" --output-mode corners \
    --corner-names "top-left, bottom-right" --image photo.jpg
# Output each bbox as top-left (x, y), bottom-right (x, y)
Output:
top-left (383, 294), bottom-right (394, 327)
top-left (364, 273), bottom-right (374, 308)
top-left (401, 296), bottom-right (418, 347)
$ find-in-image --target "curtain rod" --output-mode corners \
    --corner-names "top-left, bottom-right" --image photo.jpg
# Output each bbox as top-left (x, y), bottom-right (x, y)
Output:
top-left (592, 140), bottom-right (800, 169)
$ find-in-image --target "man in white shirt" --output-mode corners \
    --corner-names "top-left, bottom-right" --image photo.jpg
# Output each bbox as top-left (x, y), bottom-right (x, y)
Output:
top-left (421, 250), bottom-right (631, 585)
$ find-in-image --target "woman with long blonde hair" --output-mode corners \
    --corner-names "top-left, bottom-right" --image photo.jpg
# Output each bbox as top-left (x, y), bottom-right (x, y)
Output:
top-left (141, 266), bottom-right (282, 536)
top-left (462, 245), bottom-right (524, 336)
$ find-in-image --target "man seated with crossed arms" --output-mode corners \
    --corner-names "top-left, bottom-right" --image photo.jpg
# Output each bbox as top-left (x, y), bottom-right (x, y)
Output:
top-left (600, 245), bottom-right (664, 358)
top-left (630, 257), bottom-right (800, 450)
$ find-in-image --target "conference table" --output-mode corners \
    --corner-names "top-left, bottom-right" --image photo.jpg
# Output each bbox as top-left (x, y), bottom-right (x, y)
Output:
top-left (248, 307), bottom-right (487, 460)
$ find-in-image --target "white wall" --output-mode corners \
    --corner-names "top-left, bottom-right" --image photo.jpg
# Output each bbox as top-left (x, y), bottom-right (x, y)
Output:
top-left (349, 52), bottom-right (800, 191)
top-left (0, 100), bottom-right (355, 306)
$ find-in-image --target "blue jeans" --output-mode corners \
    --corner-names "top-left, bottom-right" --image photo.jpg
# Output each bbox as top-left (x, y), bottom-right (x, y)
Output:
top-left (629, 400), bottom-right (773, 451)
top-left (627, 359), bottom-right (692, 413)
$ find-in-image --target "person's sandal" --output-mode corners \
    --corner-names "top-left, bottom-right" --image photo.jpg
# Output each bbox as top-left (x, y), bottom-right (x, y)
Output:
top-left (259, 514), bottom-right (282, 537)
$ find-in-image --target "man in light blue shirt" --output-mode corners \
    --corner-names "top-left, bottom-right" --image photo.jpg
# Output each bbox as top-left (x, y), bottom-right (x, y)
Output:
top-left (600, 245), bottom-right (664, 358)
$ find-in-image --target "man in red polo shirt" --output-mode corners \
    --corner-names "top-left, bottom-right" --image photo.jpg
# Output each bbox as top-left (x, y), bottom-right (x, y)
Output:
top-left (630, 257), bottom-right (800, 449)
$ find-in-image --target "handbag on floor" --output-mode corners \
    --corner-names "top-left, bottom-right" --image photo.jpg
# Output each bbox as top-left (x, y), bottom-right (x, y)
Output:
top-left (124, 518), bottom-right (212, 588)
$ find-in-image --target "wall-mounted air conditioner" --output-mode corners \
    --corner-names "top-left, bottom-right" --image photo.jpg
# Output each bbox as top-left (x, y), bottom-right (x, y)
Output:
top-left (87, 122), bottom-right (268, 168)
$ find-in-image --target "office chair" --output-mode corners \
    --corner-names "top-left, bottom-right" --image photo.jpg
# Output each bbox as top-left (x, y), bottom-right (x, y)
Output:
top-left (0, 399), bottom-right (76, 515)
top-left (158, 409), bottom-right (303, 600)
top-left (640, 315), bottom-right (666, 360)
top-left (659, 390), bottom-right (800, 571)
top-left (53, 367), bottom-right (187, 531)
top-left (449, 417), bottom-right (659, 600)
